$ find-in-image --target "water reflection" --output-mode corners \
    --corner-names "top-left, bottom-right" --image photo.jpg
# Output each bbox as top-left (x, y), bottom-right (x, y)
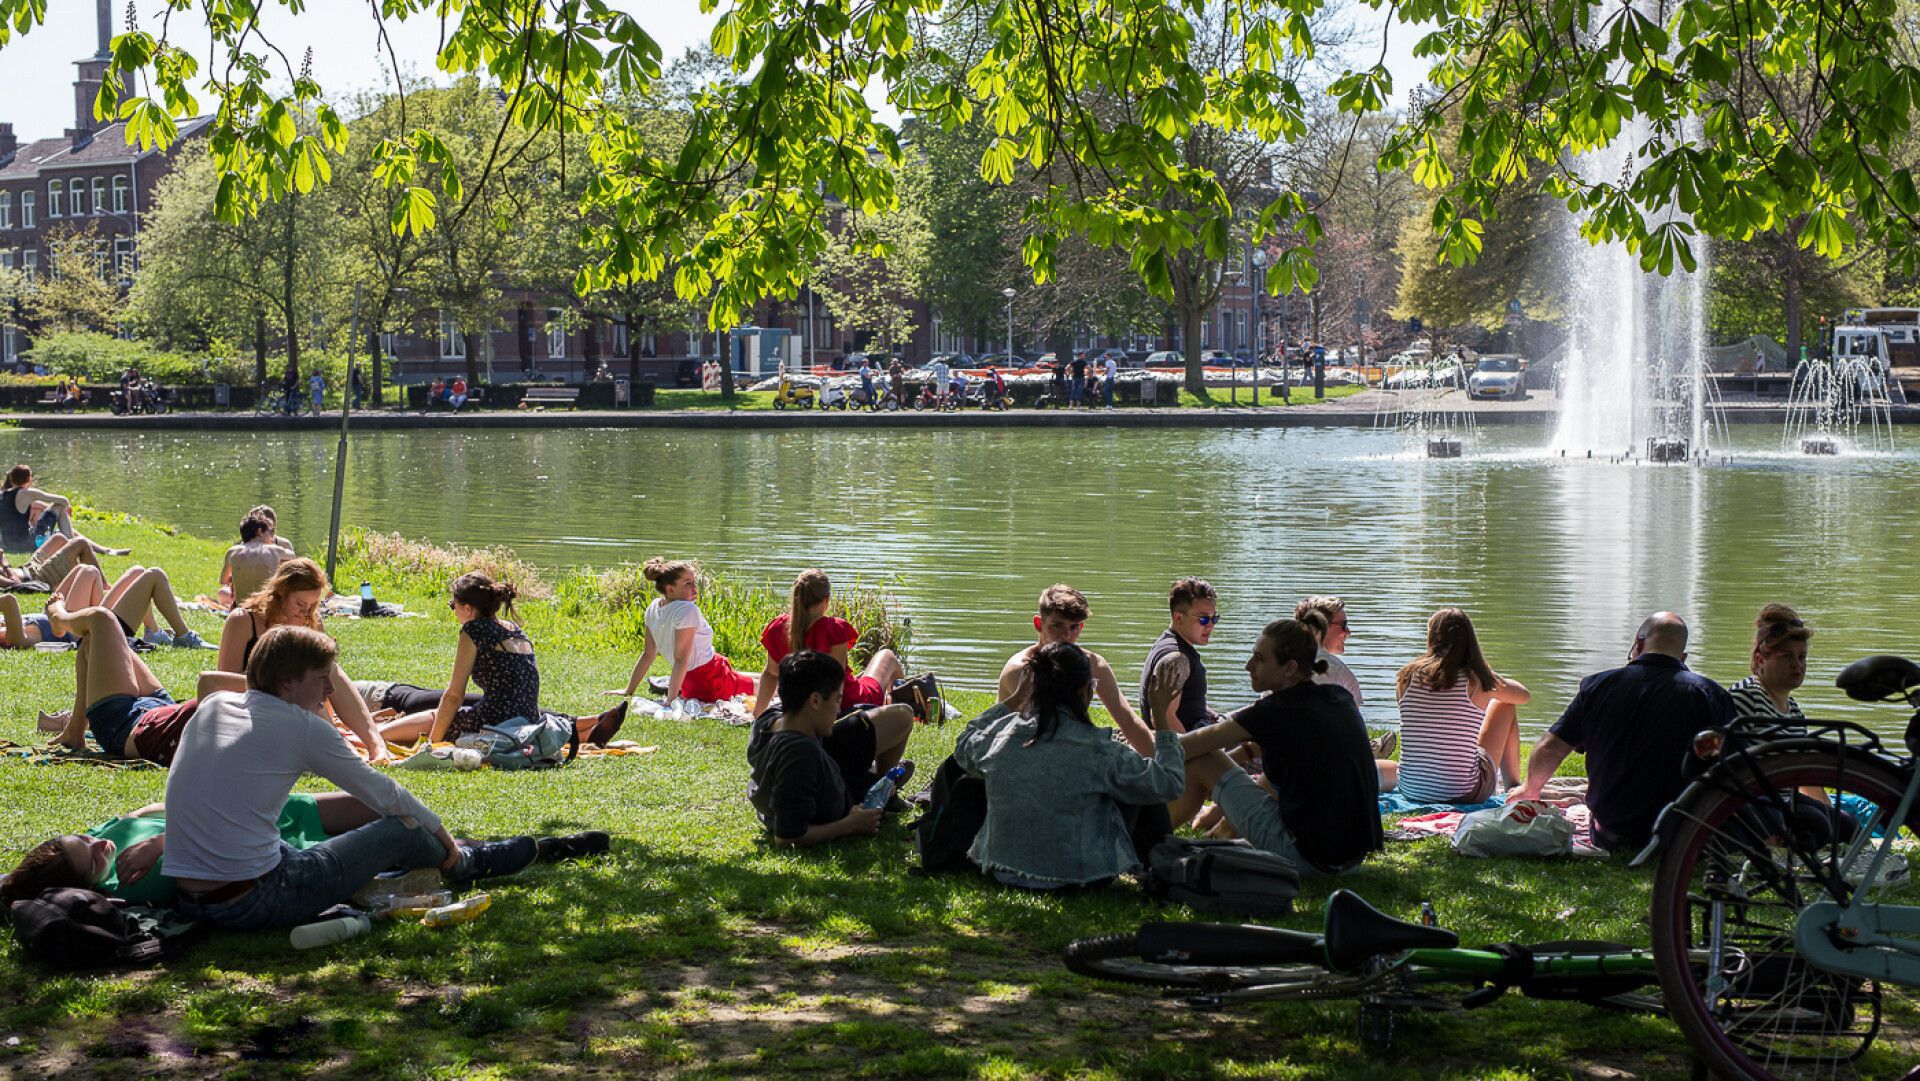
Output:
top-left (7, 425), bottom-right (1916, 732)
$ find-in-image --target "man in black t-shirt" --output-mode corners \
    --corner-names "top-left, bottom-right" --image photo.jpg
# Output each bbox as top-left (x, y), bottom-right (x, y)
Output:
top-left (1179, 619), bottom-right (1384, 875)
top-left (747, 650), bottom-right (919, 846)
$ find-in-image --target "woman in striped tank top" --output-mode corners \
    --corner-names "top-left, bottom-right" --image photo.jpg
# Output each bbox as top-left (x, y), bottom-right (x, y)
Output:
top-left (1386, 608), bottom-right (1530, 804)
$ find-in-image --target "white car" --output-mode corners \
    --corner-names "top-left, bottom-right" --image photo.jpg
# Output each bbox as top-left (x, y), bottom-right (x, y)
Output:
top-left (1467, 354), bottom-right (1526, 400)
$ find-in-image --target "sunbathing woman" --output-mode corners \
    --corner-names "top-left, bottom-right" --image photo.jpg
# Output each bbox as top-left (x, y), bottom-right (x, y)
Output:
top-left (378, 572), bottom-right (624, 747)
top-left (38, 563), bottom-right (206, 648)
top-left (617, 557), bottom-right (758, 703)
top-left (0, 464), bottom-right (129, 557)
top-left (215, 557), bottom-right (390, 763)
top-left (752, 569), bottom-right (903, 716)
top-left (0, 795), bottom-right (609, 908)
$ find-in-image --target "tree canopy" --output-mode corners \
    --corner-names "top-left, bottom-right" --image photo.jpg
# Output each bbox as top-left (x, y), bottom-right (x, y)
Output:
top-left (4, 0), bottom-right (1915, 354)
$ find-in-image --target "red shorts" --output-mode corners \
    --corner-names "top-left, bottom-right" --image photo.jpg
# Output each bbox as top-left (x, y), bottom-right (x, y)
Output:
top-left (129, 697), bottom-right (199, 767)
top-left (843, 674), bottom-right (885, 708)
top-left (681, 655), bottom-right (754, 702)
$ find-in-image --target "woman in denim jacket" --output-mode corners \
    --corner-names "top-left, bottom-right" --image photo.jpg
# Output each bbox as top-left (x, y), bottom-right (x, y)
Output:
top-left (954, 641), bottom-right (1184, 889)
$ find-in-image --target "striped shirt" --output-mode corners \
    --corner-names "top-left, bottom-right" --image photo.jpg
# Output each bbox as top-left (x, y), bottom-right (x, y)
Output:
top-left (1396, 675), bottom-right (1488, 803)
top-left (1728, 675), bottom-right (1805, 733)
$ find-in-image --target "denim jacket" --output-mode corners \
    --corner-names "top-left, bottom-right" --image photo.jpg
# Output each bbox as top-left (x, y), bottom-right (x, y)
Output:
top-left (952, 704), bottom-right (1184, 885)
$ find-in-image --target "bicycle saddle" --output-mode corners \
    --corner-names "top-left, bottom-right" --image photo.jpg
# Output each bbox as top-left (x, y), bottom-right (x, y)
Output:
top-left (1837, 655), bottom-right (1920, 703)
top-left (1322, 889), bottom-right (1458, 972)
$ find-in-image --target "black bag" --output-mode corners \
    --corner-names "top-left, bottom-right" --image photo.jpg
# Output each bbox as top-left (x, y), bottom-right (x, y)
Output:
top-left (1145, 837), bottom-right (1302, 918)
top-left (8, 887), bottom-right (201, 970)
top-left (910, 755), bottom-right (988, 874)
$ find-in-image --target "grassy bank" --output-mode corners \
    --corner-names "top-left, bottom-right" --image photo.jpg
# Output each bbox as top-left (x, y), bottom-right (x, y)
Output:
top-left (0, 514), bottom-right (1686, 1079)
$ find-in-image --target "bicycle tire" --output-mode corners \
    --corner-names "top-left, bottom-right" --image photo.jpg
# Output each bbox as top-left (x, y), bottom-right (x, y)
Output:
top-left (1651, 746), bottom-right (1915, 1080)
top-left (1063, 932), bottom-right (1324, 991)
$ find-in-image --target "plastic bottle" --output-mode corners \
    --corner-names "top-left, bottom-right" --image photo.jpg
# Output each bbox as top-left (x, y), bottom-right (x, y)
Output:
top-left (1420, 901), bottom-right (1439, 928)
top-left (450, 747), bottom-right (484, 770)
top-left (420, 893), bottom-right (491, 928)
top-left (862, 764), bottom-right (909, 810)
top-left (376, 890), bottom-right (455, 920)
top-left (360, 581), bottom-right (376, 617)
top-left (290, 913), bottom-right (371, 949)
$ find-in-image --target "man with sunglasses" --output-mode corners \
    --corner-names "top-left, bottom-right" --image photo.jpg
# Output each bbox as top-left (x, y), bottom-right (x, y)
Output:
top-left (1141, 578), bottom-right (1222, 823)
top-left (997, 584), bottom-right (1154, 757)
top-left (1515, 612), bottom-right (1734, 852)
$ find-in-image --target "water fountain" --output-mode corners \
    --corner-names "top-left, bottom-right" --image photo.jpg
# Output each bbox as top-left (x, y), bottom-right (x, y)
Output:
top-left (1782, 343), bottom-right (1897, 455)
top-left (1549, 92), bottom-right (1718, 460)
top-left (1372, 354), bottom-right (1477, 457)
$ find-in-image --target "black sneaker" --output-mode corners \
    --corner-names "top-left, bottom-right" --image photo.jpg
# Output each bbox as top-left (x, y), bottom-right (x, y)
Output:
top-left (453, 836), bottom-right (538, 881)
top-left (536, 831), bottom-right (611, 863)
top-left (647, 676), bottom-right (671, 695)
top-left (586, 701), bottom-right (628, 746)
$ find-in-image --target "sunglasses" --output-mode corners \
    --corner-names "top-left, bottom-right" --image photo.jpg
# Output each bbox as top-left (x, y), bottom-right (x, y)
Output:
top-left (1196, 614), bottom-right (1221, 627)
top-left (1761, 618), bottom-right (1805, 641)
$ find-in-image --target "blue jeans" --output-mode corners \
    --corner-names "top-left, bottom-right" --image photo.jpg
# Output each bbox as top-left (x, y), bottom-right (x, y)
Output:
top-left (1103, 376), bottom-right (1114, 407)
top-left (177, 816), bottom-right (451, 930)
top-left (1211, 768), bottom-right (1350, 877)
top-left (1068, 380), bottom-right (1083, 404)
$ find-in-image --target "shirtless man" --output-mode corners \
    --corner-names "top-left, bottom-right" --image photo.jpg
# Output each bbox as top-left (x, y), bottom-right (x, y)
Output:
top-left (996, 584), bottom-right (1154, 757)
top-left (220, 508), bottom-right (295, 606)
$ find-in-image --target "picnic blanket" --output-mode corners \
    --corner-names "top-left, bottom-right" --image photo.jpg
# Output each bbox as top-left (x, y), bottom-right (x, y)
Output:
top-left (0, 738), bottom-right (162, 771)
top-left (392, 740), bottom-right (657, 770)
top-left (632, 695), bottom-right (757, 727)
top-left (186, 596), bottom-right (424, 620)
top-left (1385, 798), bottom-right (1606, 857)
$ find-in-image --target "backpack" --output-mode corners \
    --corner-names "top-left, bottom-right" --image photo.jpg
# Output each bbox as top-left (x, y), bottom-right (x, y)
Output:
top-left (1144, 837), bottom-right (1301, 918)
top-left (475, 712), bottom-right (580, 770)
top-left (910, 755), bottom-right (988, 874)
top-left (9, 887), bottom-right (202, 970)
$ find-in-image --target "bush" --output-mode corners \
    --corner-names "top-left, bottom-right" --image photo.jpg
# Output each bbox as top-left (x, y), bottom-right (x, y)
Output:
top-left (336, 528), bottom-right (552, 602)
top-left (23, 331), bottom-right (249, 385)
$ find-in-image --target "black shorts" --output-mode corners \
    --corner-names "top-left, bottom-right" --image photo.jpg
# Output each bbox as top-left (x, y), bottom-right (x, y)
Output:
top-left (821, 709), bottom-right (880, 798)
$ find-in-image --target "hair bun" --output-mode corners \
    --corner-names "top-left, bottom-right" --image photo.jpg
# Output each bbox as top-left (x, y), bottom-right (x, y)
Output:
top-left (1312, 659), bottom-right (1329, 675)
top-left (641, 557), bottom-right (666, 582)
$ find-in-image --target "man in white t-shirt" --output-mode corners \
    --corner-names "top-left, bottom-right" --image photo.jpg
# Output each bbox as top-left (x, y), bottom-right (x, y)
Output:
top-left (1295, 595), bottom-right (1366, 715)
top-left (1102, 355), bottom-right (1118, 408)
top-left (166, 626), bottom-right (539, 930)
top-left (928, 358), bottom-right (950, 405)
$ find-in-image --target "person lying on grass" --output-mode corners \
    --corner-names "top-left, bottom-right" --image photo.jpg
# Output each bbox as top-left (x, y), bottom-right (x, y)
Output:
top-left (377, 572), bottom-right (626, 749)
top-left (44, 570), bottom-right (238, 766)
top-left (995, 583), bottom-right (1154, 757)
top-left (958, 640), bottom-right (1184, 890)
top-left (42, 562), bottom-right (206, 649)
top-left (752, 569), bottom-right (904, 716)
top-left (0, 794), bottom-right (609, 910)
top-left (614, 557), bottom-right (758, 703)
top-left (216, 558), bottom-right (392, 763)
top-left (1178, 618), bottom-right (1384, 878)
top-left (165, 626), bottom-right (544, 930)
top-left (747, 650), bottom-right (921, 847)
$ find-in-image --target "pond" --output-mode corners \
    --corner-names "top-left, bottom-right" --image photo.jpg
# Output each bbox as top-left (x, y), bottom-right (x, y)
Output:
top-left (10, 423), bottom-right (1916, 731)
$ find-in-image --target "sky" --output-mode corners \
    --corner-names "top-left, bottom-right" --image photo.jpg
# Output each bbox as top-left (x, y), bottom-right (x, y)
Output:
top-left (0, 1), bottom-right (1427, 142)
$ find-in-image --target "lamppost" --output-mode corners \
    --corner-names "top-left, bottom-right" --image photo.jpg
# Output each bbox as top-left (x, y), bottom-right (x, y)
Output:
top-left (1002, 287), bottom-right (1016, 363)
top-left (1251, 249), bottom-right (1268, 406)
top-left (1224, 265), bottom-right (1243, 406)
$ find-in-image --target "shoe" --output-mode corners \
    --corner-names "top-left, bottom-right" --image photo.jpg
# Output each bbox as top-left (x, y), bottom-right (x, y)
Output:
top-left (172, 629), bottom-right (210, 649)
top-left (141, 628), bottom-right (174, 647)
top-left (536, 831), bottom-right (611, 863)
top-left (101, 546), bottom-right (133, 557)
top-left (452, 836), bottom-right (538, 881)
top-left (1370, 730), bottom-right (1398, 760)
top-left (647, 675), bottom-right (671, 695)
top-left (586, 700), bottom-right (628, 745)
top-left (129, 637), bottom-right (156, 653)
top-left (891, 759), bottom-right (916, 790)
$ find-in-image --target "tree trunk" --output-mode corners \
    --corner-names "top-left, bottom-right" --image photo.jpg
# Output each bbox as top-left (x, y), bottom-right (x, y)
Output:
top-left (282, 193), bottom-right (300, 387)
top-left (626, 311), bottom-right (640, 384)
top-left (253, 310), bottom-right (268, 388)
top-left (463, 328), bottom-right (481, 387)
top-left (367, 316), bottom-right (384, 407)
top-left (1182, 306), bottom-right (1206, 395)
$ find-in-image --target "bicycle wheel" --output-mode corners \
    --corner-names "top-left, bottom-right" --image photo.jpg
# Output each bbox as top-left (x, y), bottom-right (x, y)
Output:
top-left (1651, 746), bottom-right (1920, 1080)
top-left (1064, 929), bottom-right (1325, 991)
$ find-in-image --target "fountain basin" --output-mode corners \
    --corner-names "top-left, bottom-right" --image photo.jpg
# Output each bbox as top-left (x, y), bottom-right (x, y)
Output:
top-left (1647, 437), bottom-right (1690, 463)
top-left (1802, 437), bottom-right (1840, 455)
top-left (1427, 436), bottom-right (1463, 459)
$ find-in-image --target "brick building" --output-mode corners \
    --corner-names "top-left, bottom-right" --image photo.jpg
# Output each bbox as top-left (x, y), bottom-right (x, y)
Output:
top-left (0, 0), bottom-right (212, 365)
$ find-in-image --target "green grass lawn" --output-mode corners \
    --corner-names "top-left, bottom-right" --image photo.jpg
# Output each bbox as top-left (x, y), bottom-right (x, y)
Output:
top-left (0, 513), bottom-right (1690, 1079)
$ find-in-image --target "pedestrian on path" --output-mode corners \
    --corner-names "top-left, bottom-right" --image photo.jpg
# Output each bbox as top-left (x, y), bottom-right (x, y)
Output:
top-left (1103, 355), bottom-right (1117, 408)
top-left (309, 372), bottom-right (325, 415)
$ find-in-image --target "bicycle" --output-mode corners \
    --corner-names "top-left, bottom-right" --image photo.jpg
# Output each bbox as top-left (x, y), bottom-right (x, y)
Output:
top-left (1065, 888), bottom-right (1667, 1050)
top-left (254, 386), bottom-right (295, 416)
top-left (1644, 654), bottom-right (1920, 1080)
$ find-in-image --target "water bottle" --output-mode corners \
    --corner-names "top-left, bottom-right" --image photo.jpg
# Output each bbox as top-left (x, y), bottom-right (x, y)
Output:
top-left (420, 893), bottom-right (491, 928)
top-left (290, 913), bottom-right (371, 949)
top-left (359, 581), bottom-right (376, 617)
top-left (1420, 901), bottom-right (1439, 928)
top-left (375, 890), bottom-right (455, 920)
top-left (862, 764), bottom-right (909, 810)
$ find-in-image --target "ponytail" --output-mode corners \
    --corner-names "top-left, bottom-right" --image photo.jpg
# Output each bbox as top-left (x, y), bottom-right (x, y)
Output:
top-left (1026, 641), bottom-right (1095, 744)
top-left (451, 572), bottom-right (518, 621)
top-left (790, 569), bottom-right (831, 655)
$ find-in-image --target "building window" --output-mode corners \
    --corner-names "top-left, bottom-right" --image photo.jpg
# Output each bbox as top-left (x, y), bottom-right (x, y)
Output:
top-left (611, 319), bottom-right (628, 357)
top-left (68, 179), bottom-right (85, 217)
top-left (378, 332), bottom-right (396, 359)
top-left (46, 181), bottom-right (61, 218)
top-left (438, 311), bottom-right (465, 359)
top-left (0, 193), bottom-right (10, 230)
top-left (641, 330), bottom-right (656, 355)
top-left (21, 250), bottom-right (35, 279)
top-left (1, 326), bottom-right (14, 365)
top-left (112, 175), bottom-right (128, 214)
top-left (0, 251), bottom-right (11, 269)
top-left (1236, 312), bottom-right (1247, 350)
top-left (112, 237), bottom-right (134, 283)
top-left (20, 191), bottom-right (34, 229)
top-left (91, 177), bottom-right (106, 216)
top-left (547, 310), bottom-right (566, 359)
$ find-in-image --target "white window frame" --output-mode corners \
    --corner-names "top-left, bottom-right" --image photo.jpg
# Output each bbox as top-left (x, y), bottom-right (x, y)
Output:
top-left (1, 251), bottom-right (12, 269)
top-left (438, 311), bottom-right (466, 359)
top-left (20, 190), bottom-right (34, 229)
top-left (111, 175), bottom-right (128, 214)
top-left (1, 326), bottom-right (14, 365)
top-left (112, 236), bottom-right (134, 283)
top-left (46, 181), bottom-right (61, 218)
top-left (641, 330), bottom-right (656, 355)
top-left (21, 250), bottom-right (36, 279)
top-left (379, 332), bottom-right (397, 360)
top-left (610, 319), bottom-right (628, 357)
top-left (68, 178), bottom-right (85, 217)
top-left (91, 177), bottom-right (105, 216)
top-left (547, 310), bottom-right (567, 359)
top-left (0, 192), bottom-right (10, 230)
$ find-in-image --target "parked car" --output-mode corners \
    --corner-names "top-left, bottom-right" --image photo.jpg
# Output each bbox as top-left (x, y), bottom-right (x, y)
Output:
top-left (1144, 350), bottom-right (1184, 368)
top-left (1467, 354), bottom-right (1527, 400)
top-left (928, 352), bottom-right (975, 370)
top-left (1092, 347), bottom-right (1133, 368)
top-left (973, 352), bottom-right (1025, 368)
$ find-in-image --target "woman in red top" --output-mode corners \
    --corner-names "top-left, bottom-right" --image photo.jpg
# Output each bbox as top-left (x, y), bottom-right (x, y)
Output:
top-left (753, 569), bottom-right (903, 715)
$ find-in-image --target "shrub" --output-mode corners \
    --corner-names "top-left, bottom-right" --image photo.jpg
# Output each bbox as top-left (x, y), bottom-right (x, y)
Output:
top-left (336, 528), bottom-right (552, 601)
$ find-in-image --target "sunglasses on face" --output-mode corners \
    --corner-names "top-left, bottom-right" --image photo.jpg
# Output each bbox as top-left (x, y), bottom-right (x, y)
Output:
top-left (1196, 614), bottom-right (1220, 627)
top-left (1761, 618), bottom-right (1805, 641)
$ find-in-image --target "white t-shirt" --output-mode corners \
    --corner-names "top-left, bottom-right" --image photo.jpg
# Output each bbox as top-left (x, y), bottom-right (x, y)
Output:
top-left (1104, 358), bottom-right (1117, 378)
top-left (645, 598), bottom-right (717, 669)
top-left (164, 690), bottom-right (442, 882)
top-left (1315, 650), bottom-right (1364, 710)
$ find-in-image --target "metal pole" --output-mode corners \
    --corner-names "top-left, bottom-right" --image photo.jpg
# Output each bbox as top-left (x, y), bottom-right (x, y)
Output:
top-left (1005, 297), bottom-right (1012, 362)
top-left (1252, 270), bottom-right (1261, 407)
top-left (324, 284), bottom-right (360, 585)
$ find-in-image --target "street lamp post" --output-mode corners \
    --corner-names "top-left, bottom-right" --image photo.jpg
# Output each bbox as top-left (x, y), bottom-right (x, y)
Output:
top-left (1250, 249), bottom-right (1268, 406)
top-left (1224, 266), bottom-right (1243, 406)
top-left (1001, 287), bottom-right (1016, 363)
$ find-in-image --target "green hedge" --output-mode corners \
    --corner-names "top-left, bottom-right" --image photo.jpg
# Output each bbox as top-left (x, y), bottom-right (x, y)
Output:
top-left (24, 332), bottom-right (252, 386)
